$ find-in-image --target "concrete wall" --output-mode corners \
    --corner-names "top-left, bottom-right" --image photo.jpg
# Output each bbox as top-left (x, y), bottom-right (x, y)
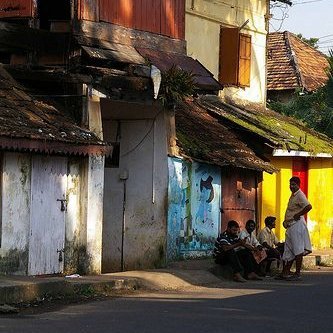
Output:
top-left (261, 157), bottom-right (333, 249)
top-left (102, 105), bottom-right (169, 272)
top-left (167, 158), bottom-right (221, 260)
top-left (0, 153), bottom-right (31, 274)
top-left (185, 0), bottom-right (268, 104)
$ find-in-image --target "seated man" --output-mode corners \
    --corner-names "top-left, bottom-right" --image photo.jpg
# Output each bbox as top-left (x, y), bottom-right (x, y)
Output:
top-left (213, 220), bottom-right (262, 282)
top-left (239, 219), bottom-right (267, 272)
top-left (258, 216), bottom-right (284, 275)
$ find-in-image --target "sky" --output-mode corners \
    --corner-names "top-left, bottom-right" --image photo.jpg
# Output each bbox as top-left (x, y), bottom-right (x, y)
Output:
top-left (270, 0), bottom-right (333, 54)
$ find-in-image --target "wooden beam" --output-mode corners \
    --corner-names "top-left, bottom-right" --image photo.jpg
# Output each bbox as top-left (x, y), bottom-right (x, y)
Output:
top-left (73, 20), bottom-right (186, 55)
top-left (3, 65), bottom-right (92, 83)
top-left (0, 21), bottom-right (69, 53)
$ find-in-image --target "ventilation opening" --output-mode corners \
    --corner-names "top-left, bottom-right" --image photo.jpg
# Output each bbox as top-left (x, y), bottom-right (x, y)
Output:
top-left (38, 0), bottom-right (71, 30)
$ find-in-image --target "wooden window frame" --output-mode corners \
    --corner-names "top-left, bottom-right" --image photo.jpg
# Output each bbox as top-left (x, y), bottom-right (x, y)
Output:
top-left (219, 26), bottom-right (252, 87)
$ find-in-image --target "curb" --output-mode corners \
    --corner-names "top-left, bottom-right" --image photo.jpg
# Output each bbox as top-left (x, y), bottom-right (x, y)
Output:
top-left (0, 278), bottom-right (140, 305)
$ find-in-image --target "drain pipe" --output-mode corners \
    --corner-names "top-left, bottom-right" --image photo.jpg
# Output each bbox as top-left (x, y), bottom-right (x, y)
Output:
top-left (120, 169), bottom-right (129, 272)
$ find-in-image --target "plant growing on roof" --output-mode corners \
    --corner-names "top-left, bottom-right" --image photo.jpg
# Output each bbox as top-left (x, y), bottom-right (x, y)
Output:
top-left (158, 65), bottom-right (195, 108)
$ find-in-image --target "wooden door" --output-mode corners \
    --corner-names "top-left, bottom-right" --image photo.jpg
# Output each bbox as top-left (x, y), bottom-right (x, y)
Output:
top-left (28, 156), bottom-right (67, 275)
top-left (292, 158), bottom-right (308, 196)
top-left (221, 168), bottom-right (258, 231)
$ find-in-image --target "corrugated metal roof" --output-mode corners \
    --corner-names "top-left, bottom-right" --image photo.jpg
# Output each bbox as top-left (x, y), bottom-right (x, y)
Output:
top-left (199, 95), bottom-right (333, 155)
top-left (175, 99), bottom-right (277, 173)
top-left (0, 65), bottom-right (112, 156)
top-left (136, 47), bottom-right (222, 91)
top-left (267, 32), bottom-right (329, 92)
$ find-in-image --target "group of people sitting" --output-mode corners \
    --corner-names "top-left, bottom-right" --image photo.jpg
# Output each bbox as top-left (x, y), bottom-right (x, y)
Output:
top-left (213, 216), bottom-right (283, 282)
top-left (213, 176), bottom-right (313, 283)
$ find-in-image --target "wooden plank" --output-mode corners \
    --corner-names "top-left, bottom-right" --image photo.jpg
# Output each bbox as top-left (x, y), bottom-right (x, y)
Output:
top-left (82, 45), bottom-right (145, 64)
top-left (0, 0), bottom-right (32, 18)
top-left (74, 20), bottom-right (186, 54)
top-left (238, 33), bottom-right (251, 87)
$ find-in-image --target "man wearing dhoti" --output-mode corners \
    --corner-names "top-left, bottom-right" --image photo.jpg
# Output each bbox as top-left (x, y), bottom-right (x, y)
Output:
top-left (278, 176), bottom-right (312, 281)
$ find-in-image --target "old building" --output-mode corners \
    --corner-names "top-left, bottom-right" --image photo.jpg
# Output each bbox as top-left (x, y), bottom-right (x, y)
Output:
top-left (267, 31), bottom-right (329, 102)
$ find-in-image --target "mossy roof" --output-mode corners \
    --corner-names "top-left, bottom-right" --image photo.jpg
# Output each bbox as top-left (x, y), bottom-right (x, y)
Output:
top-left (198, 95), bottom-right (333, 155)
top-left (174, 99), bottom-right (278, 173)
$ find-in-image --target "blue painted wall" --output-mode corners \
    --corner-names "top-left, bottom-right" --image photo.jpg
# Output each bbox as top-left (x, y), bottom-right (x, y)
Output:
top-left (167, 157), bottom-right (221, 260)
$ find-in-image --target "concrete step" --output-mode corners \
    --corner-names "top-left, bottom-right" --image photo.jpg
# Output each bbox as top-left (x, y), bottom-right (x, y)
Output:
top-left (0, 276), bottom-right (140, 305)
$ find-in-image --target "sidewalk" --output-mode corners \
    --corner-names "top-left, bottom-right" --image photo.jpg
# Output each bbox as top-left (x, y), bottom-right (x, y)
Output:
top-left (0, 249), bottom-right (332, 306)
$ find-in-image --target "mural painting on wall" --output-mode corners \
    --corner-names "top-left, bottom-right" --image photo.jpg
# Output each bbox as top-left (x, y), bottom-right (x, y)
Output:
top-left (167, 158), bottom-right (221, 260)
top-left (167, 158), bottom-right (183, 260)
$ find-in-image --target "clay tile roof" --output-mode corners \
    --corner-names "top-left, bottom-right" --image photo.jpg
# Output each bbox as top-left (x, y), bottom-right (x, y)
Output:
top-left (0, 66), bottom-right (112, 156)
top-left (175, 99), bottom-right (277, 173)
top-left (267, 32), bottom-right (329, 92)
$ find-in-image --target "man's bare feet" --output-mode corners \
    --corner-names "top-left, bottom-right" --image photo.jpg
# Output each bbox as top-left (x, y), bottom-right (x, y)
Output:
top-left (233, 273), bottom-right (247, 282)
top-left (247, 272), bottom-right (263, 281)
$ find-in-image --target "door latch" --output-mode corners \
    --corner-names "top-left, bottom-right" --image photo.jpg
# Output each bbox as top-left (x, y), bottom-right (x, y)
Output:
top-left (57, 199), bottom-right (67, 212)
top-left (57, 249), bottom-right (64, 262)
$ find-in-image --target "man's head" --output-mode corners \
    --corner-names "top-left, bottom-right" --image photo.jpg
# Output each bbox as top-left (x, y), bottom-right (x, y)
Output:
top-left (289, 176), bottom-right (301, 193)
top-left (226, 220), bottom-right (240, 236)
top-left (245, 219), bottom-right (256, 234)
top-left (264, 216), bottom-right (276, 229)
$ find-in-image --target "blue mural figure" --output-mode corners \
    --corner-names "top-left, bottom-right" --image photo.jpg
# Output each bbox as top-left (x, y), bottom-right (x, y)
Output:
top-left (196, 175), bottom-right (214, 224)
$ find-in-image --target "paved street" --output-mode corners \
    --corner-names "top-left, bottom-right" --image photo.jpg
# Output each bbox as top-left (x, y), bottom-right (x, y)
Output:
top-left (1, 268), bottom-right (333, 333)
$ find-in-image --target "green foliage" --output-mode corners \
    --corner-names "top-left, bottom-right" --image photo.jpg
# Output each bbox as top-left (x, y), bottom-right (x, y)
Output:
top-left (296, 33), bottom-right (319, 49)
top-left (269, 49), bottom-right (333, 138)
top-left (159, 65), bottom-right (195, 108)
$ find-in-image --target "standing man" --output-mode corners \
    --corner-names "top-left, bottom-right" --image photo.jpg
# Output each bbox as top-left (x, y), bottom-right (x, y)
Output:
top-left (279, 176), bottom-right (312, 281)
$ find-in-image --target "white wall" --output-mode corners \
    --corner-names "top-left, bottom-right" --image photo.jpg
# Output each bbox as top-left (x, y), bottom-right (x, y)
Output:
top-left (102, 102), bottom-right (169, 272)
top-left (0, 153), bottom-right (31, 274)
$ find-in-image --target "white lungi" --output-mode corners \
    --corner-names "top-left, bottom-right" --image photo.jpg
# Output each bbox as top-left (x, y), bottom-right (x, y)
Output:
top-left (282, 216), bottom-right (312, 262)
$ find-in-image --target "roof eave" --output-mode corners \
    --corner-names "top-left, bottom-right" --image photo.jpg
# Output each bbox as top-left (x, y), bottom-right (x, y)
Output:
top-left (273, 149), bottom-right (332, 158)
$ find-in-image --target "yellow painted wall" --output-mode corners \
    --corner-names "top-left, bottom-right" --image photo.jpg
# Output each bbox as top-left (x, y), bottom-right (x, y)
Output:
top-left (261, 157), bottom-right (333, 249)
top-left (185, 0), bottom-right (268, 104)
top-left (307, 159), bottom-right (333, 249)
top-left (261, 158), bottom-right (292, 241)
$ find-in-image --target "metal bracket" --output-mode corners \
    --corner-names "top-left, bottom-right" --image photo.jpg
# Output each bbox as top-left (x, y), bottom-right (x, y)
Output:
top-left (57, 249), bottom-right (64, 262)
top-left (57, 199), bottom-right (67, 212)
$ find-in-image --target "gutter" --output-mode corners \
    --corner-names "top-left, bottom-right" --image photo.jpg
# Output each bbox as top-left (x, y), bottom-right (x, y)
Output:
top-left (273, 149), bottom-right (332, 158)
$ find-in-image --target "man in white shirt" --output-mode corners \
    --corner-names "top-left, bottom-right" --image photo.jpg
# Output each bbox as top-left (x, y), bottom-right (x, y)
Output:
top-left (240, 220), bottom-right (267, 269)
top-left (278, 176), bottom-right (312, 281)
top-left (258, 216), bottom-right (284, 275)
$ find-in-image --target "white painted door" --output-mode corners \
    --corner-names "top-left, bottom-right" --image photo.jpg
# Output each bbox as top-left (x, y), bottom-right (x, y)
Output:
top-left (28, 156), bottom-right (68, 275)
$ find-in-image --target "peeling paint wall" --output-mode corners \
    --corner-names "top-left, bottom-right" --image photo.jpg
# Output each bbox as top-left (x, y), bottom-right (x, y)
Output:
top-left (0, 153), bottom-right (31, 274)
top-left (84, 156), bottom-right (105, 274)
top-left (102, 107), bottom-right (168, 272)
top-left (167, 158), bottom-right (221, 260)
top-left (64, 158), bottom-right (87, 275)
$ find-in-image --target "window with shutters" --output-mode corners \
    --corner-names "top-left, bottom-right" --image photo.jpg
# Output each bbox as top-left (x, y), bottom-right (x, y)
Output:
top-left (219, 27), bottom-right (252, 87)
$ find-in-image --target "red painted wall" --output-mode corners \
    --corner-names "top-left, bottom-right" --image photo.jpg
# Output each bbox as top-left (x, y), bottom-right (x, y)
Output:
top-left (0, 0), bottom-right (32, 18)
top-left (80, 0), bottom-right (185, 39)
top-left (292, 158), bottom-right (308, 196)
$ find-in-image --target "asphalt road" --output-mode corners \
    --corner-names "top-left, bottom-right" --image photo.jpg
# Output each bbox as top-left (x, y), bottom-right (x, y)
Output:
top-left (1, 268), bottom-right (333, 333)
